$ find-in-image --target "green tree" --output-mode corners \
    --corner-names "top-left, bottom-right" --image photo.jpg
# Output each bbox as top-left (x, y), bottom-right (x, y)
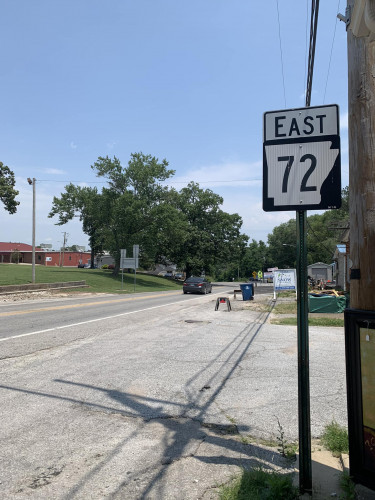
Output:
top-left (267, 219), bottom-right (297, 268)
top-left (167, 182), bottom-right (248, 277)
top-left (91, 153), bottom-right (176, 275)
top-left (49, 185), bottom-right (106, 268)
top-left (266, 186), bottom-right (350, 268)
top-left (0, 162), bottom-right (19, 214)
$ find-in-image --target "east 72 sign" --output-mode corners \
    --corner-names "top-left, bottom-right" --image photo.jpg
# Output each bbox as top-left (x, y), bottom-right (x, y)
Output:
top-left (263, 105), bottom-right (341, 211)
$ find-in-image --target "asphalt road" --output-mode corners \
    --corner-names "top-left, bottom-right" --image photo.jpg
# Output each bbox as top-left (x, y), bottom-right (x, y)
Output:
top-left (0, 286), bottom-right (235, 346)
top-left (0, 283), bottom-right (272, 344)
top-left (0, 284), bottom-right (347, 499)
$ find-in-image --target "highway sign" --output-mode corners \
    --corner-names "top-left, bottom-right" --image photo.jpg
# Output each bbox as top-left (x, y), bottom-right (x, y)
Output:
top-left (263, 104), bottom-right (341, 211)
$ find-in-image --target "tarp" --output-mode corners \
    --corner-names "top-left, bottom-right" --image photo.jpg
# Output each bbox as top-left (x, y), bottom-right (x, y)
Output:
top-left (308, 294), bottom-right (347, 313)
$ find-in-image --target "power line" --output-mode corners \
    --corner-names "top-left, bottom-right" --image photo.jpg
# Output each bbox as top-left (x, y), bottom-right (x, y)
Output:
top-left (323, 0), bottom-right (341, 104)
top-left (306, 220), bottom-right (337, 255)
top-left (306, 0), bottom-right (320, 106)
top-left (36, 178), bottom-right (262, 185)
top-left (276, 0), bottom-right (287, 107)
top-left (304, 0), bottom-right (310, 101)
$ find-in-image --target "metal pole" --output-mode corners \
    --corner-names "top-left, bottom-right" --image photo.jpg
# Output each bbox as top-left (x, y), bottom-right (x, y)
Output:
top-left (134, 257), bottom-right (136, 292)
top-left (61, 232), bottom-right (66, 267)
top-left (32, 178), bottom-right (36, 283)
top-left (296, 209), bottom-right (312, 493)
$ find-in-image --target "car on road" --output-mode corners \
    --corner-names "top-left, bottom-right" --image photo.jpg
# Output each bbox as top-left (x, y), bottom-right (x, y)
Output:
top-left (183, 277), bottom-right (212, 294)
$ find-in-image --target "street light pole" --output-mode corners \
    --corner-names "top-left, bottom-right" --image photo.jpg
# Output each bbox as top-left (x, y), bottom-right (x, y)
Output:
top-left (27, 177), bottom-right (36, 283)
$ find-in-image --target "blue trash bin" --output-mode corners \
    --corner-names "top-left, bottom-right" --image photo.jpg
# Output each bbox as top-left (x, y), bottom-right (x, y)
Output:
top-left (240, 283), bottom-right (254, 301)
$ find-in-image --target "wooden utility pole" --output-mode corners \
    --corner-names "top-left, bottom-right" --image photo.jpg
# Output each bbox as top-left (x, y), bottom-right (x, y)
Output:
top-left (347, 0), bottom-right (375, 309)
top-left (344, 1), bottom-right (375, 490)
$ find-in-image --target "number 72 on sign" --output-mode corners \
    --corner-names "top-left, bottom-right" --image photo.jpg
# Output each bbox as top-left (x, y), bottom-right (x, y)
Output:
top-left (263, 105), bottom-right (341, 212)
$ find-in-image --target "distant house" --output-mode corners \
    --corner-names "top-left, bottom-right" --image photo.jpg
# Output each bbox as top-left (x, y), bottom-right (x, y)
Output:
top-left (332, 225), bottom-right (350, 292)
top-left (96, 254), bottom-right (115, 268)
top-left (333, 244), bottom-right (349, 291)
top-left (307, 262), bottom-right (334, 282)
top-left (0, 242), bottom-right (91, 267)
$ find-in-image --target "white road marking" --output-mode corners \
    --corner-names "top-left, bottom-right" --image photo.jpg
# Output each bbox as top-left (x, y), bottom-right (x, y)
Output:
top-left (0, 291), bottom-right (232, 342)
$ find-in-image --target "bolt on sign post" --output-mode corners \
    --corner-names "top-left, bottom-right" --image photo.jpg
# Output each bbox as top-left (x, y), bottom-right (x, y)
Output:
top-left (263, 105), bottom-right (341, 493)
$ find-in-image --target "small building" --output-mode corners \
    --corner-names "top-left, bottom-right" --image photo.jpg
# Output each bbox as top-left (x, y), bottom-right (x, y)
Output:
top-left (307, 262), bottom-right (334, 282)
top-left (96, 254), bottom-right (115, 269)
top-left (333, 243), bottom-right (350, 291)
top-left (0, 242), bottom-right (91, 267)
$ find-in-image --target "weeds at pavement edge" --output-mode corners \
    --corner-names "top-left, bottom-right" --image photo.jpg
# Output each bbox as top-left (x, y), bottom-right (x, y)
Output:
top-left (218, 468), bottom-right (298, 500)
top-left (275, 417), bottom-right (297, 461)
top-left (321, 420), bottom-right (349, 457)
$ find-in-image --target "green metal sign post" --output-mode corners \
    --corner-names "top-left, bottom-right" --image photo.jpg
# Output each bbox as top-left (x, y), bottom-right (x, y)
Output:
top-left (296, 210), bottom-right (312, 493)
top-left (263, 104), bottom-right (340, 494)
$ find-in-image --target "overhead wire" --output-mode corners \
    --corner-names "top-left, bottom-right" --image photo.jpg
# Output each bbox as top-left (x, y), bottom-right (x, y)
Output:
top-left (306, 219), bottom-right (337, 255)
top-left (323, 0), bottom-right (341, 103)
top-left (37, 3), bottom-right (322, 192)
top-left (306, 0), bottom-right (320, 107)
top-left (276, 0), bottom-right (287, 107)
top-left (36, 178), bottom-right (262, 185)
top-left (304, 0), bottom-right (310, 102)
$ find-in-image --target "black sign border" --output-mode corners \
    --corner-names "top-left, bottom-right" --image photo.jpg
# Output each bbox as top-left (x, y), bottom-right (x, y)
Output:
top-left (263, 134), bottom-right (341, 212)
top-left (263, 104), bottom-right (340, 141)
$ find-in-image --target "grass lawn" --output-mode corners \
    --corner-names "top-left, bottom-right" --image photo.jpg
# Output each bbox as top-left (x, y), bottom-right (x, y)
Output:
top-left (0, 264), bottom-right (182, 294)
top-left (271, 317), bottom-right (344, 327)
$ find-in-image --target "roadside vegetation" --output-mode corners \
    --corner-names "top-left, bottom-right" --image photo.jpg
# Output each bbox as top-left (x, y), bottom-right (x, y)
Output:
top-left (0, 264), bottom-right (182, 294)
top-left (320, 421), bottom-right (355, 499)
top-left (268, 295), bottom-right (344, 327)
top-left (219, 421), bottom-right (350, 500)
top-left (219, 468), bottom-right (298, 500)
top-left (271, 316), bottom-right (345, 327)
top-left (321, 420), bottom-right (349, 456)
top-left (273, 302), bottom-right (297, 314)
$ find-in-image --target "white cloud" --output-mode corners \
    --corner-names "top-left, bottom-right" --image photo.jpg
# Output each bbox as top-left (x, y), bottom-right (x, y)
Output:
top-left (42, 168), bottom-right (67, 175)
top-left (169, 159), bottom-right (295, 242)
top-left (220, 192), bottom-right (295, 242)
top-left (170, 160), bottom-right (262, 188)
top-left (0, 180), bottom-right (89, 250)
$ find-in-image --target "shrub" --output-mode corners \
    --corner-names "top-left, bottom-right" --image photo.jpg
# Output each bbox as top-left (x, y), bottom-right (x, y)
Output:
top-left (321, 421), bottom-right (349, 456)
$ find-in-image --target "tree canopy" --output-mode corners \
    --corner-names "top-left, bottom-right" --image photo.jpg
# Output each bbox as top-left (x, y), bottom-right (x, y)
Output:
top-left (265, 186), bottom-right (349, 270)
top-left (49, 153), bottom-right (248, 277)
top-left (0, 162), bottom-right (19, 214)
top-left (49, 152), bottom-right (348, 280)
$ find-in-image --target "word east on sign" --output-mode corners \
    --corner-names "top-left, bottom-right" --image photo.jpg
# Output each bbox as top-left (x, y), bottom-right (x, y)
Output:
top-left (263, 105), bottom-right (341, 211)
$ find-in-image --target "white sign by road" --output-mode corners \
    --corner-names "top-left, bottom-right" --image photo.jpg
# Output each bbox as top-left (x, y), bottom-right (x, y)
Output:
top-left (121, 258), bottom-right (139, 269)
top-left (274, 269), bottom-right (297, 291)
top-left (263, 104), bottom-right (341, 211)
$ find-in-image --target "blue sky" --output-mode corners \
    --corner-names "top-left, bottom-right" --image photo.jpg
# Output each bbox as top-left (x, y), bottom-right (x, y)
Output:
top-left (0, 1), bottom-right (349, 250)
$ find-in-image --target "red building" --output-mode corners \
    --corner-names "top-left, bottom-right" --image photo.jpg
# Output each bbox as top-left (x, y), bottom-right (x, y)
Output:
top-left (0, 242), bottom-right (91, 267)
